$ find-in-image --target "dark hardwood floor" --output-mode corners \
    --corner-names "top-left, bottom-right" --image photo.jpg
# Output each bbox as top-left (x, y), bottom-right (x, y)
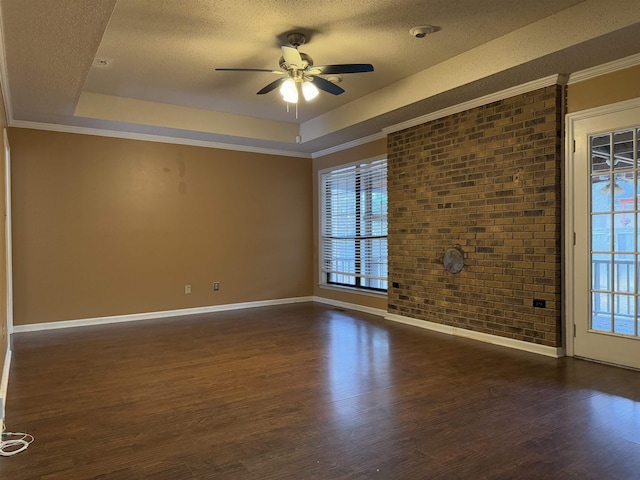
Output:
top-left (1, 302), bottom-right (639, 479)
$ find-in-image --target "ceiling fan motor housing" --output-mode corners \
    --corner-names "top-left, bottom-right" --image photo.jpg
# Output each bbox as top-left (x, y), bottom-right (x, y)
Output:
top-left (286, 32), bottom-right (306, 47)
top-left (280, 52), bottom-right (313, 70)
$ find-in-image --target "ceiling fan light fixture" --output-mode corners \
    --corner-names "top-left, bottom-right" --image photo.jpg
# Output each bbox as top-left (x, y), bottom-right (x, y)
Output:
top-left (280, 78), bottom-right (298, 103)
top-left (302, 80), bottom-right (319, 101)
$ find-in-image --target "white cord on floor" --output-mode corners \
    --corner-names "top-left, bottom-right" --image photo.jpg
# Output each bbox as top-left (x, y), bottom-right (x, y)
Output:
top-left (0, 430), bottom-right (34, 456)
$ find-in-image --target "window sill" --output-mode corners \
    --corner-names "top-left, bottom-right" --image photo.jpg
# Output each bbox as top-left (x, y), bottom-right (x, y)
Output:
top-left (318, 284), bottom-right (388, 299)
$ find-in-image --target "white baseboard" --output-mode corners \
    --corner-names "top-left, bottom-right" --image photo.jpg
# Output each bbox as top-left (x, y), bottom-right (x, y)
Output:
top-left (13, 296), bottom-right (315, 333)
top-left (1, 347), bottom-right (10, 422)
top-left (312, 296), bottom-right (387, 318)
top-left (385, 313), bottom-right (565, 358)
top-left (10, 296), bottom-right (565, 359)
top-left (312, 296), bottom-right (564, 358)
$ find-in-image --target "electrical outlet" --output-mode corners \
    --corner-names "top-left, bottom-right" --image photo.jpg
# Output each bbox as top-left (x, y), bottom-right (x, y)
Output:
top-left (533, 299), bottom-right (546, 308)
top-left (213, 282), bottom-right (220, 291)
top-left (184, 284), bottom-right (191, 294)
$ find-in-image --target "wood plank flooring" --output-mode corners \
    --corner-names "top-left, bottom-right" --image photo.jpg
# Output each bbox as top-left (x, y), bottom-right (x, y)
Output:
top-left (1, 302), bottom-right (639, 479)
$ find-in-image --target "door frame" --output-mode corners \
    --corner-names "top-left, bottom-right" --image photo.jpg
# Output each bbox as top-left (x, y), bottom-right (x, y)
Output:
top-left (564, 97), bottom-right (640, 359)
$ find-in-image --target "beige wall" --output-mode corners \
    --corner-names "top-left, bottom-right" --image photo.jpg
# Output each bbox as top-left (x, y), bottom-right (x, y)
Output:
top-left (568, 65), bottom-right (640, 113)
top-left (5, 62), bottom-right (640, 332)
top-left (10, 129), bottom-right (312, 325)
top-left (312, 138), bottom-right (388, 311)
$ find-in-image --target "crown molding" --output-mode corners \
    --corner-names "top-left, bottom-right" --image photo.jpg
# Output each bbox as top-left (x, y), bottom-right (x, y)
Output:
top-left (9, 120), bottom-right (311, 159)
top-left (9, 49), bottom-right (639, 161)
top-left (382, 74), bottom-right (565, 136)
top-left (568, 52), bottom-right (640, 85)
top-left (311, 74), bottom-right (567, 157)
top-left (311, 131), bottom-right (386, 159)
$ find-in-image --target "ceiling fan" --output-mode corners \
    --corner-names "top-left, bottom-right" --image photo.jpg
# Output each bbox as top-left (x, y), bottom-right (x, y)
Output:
top-left (215, 33), bottom-right (374, 104)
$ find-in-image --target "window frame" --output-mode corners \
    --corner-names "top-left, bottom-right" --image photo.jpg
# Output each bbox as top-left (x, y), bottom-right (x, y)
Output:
top-left (318, 155), bottom-right (388, 295)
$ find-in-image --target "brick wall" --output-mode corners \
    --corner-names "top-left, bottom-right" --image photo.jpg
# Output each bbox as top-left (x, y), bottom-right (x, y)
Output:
top-left (387, 86), bottom-right (563, 347)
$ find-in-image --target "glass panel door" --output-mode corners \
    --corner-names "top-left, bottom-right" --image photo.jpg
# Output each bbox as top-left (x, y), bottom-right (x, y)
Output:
top-left (590, 129), bottom-right (639, 338)
top-left (571, 103), bottom-right (640, 370)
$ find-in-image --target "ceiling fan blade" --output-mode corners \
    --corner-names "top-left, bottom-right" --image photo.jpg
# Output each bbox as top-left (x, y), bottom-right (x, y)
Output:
top-left (257, 77), bottom-right (287, 95)
top-left (314, 64), bottom-right (374, 74)
top-left (281, 46), bottom-right (304, 68)
top-left (216, 68), bottom-right (282, 73)
top-left (310, 76), bottom-right (345, 95)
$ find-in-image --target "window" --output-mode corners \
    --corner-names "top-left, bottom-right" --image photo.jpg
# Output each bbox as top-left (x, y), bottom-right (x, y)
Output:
top-left (320, 158), bottom-right (388, 292)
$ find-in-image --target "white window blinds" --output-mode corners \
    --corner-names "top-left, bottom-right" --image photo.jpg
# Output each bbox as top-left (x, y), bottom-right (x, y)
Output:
top-left (320, 159), bottom-right (388, 291)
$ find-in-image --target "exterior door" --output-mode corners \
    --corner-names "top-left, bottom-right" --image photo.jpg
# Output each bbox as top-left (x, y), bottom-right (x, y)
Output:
top-left (571, 102), bottom-right (640, 369)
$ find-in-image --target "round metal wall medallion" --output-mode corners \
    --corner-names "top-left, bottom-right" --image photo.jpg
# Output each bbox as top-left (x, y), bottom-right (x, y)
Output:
top-left (443, 247), bottom-right (464, 274)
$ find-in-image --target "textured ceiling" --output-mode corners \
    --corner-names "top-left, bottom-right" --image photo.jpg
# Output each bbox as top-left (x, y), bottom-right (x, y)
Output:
top-left (1, 0), bottom-right (640, 155)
